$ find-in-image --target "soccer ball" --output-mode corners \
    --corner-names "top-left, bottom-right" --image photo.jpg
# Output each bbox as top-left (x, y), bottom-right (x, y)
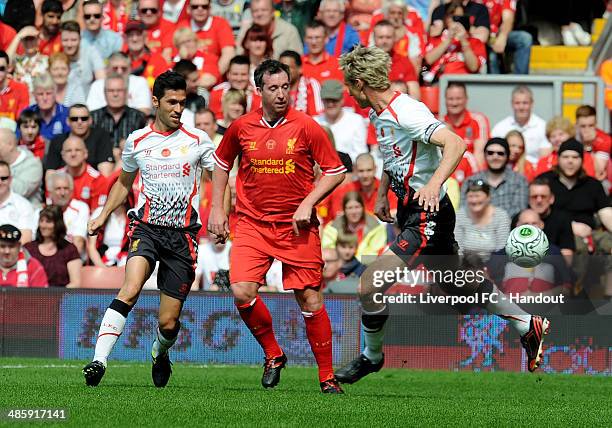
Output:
top-left (505, 225), bottom-right (549, 268)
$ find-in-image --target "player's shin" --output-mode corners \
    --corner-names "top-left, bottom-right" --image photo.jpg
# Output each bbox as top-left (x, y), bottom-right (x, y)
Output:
top-left (93, 299), bottom-right (133, 366)
top-left (302, 305), bottom-right (334, 382)
top-left (152, 321), bottom-right (181, 359)
top-left (361, 308), bottom-right (389, 364)
top-left (236, 295), bottom-right (283, 358)
top-left (477, 279), bottom-right (531, 336)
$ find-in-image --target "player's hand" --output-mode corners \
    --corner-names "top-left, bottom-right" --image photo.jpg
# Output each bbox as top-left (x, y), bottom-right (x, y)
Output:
top-left (88, 215), bottom-right (107, 236)
top-left (292, 202), bottom-right (313, 236)
top-left (208, 207), bottom-right (230, 243)
top-left (413, 182), bottom-right (441, 213)
top-left (374, 195), bottom-right (394, 223)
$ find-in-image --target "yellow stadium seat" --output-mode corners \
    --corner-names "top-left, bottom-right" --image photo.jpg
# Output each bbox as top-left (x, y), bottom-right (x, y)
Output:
top-left (529, 46), bottom-right (592, 74)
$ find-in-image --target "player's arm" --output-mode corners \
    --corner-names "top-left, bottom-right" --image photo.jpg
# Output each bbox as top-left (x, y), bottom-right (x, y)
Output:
top-left (208, 165), bottom-right (230, 241)
top-left (375, 171), bottom-right (394, 223)
top-left (88, 170), bottom-right (137, 235)
top-left (414, 126), bottom-right (466, 212)
top-left (293, 172), bottom-right (345, 235)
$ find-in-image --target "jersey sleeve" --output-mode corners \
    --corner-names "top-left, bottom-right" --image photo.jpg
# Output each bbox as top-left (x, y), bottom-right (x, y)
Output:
top-left (121, 133), bottom-right (139, 172)
top-left (306, 119), bottom-right (346, 176)
top-left (213, 121), bottom-right (242, 172)
top-left (198, 131), bottom-right (216, 172)
top-left (397, 99), bottom-right (445, 144)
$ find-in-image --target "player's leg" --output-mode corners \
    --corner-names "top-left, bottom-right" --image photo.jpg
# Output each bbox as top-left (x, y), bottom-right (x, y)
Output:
top-left (83, 255), bottom-right (153, 386)
top-left (150, 294), bottom-right (184, 387)
top-left (293, 285), bottom-right (343, 394)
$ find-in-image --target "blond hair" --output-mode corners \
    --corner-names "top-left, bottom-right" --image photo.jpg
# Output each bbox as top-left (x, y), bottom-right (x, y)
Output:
top-left (505, 130), bottom-right (527, 175)
top-left (545, 116), bottom-right (575, 139)
top-left (173, 27), bottom-right (197, 47)
top-left (339, 46), bottom-right (391, 91)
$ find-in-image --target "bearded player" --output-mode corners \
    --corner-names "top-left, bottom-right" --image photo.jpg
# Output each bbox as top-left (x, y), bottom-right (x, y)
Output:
top-left (334, 46), bottom-right (550, 384)
top-left (208, 60), bottom-right (346, 394)
top-left (83, 71), bottom-right (215, 387)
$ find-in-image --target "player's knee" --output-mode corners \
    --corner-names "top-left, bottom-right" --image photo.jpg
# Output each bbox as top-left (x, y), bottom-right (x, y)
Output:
top-left (116, 284), bottom-right (141, 307)
top-left (158, 313), bottom-right (180, 332)
top-left (295, 292), bottom-right (323, 313)
top-left (231, 282), bottom-right (258, 305)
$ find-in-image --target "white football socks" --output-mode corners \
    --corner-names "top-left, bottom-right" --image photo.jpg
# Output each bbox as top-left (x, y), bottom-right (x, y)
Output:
top-left (93, 308), bottom-right (127, 366)
top-left (151, 327), bottom-right (178, 359)
top-left (484, 283), bottom-right (531, 336)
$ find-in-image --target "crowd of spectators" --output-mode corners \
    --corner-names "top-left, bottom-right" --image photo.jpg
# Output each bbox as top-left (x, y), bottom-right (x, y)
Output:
top-left (0, 0), bottom-right (609, 300)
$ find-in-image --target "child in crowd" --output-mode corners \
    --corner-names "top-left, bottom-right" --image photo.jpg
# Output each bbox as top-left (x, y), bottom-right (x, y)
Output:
top-left (17, 110), bottom-right (46, 160)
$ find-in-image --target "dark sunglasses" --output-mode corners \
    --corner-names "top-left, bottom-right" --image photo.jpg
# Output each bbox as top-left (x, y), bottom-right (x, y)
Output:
top-left (84, 13), bottom-right (102, 20)
top-left (69, 116), bottom-right (90, 122)
top-left (485, 150), bottom-right (506, 156)
top-left (190, 4), bottom-right (210, 10)
top-left (0, 176), bottom-right (10, 181)
top-left (139, 7), bottom-right (158, 14)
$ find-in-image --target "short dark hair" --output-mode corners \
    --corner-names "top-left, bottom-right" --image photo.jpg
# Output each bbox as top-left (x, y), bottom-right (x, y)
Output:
top-left (17, 110), bottom-right (42, 128)
top-left (529, 176), bottom-right (552, 191)
top-left (373, 19), bottom-right (394, 30)
top-left (254, 59), bottom-right (290, 90)
top-left (279, 50), bottom-right (302, 66)
top-left (153, 71), bottom-right (186, 100)
top-left (37, 205), bottom-right (67, 245)
top-left (69, 103), bottom-right (89, 113)
top-left (446, 81), bottom-right (467, 94)
top-left (575, 104), bottom-right (597, 119)
top-left (305, 19), bottom-right (326, 33)
top-left (229, 55), bottom-right (251, 69)
top-left (195, 107), bottom-right (215, 120)
top-left (60, 20), bottom-right (81, 34)
top-left (173, 60), bottom-right (198, 78)
top-left (42, 0), bottom-right (63, 15)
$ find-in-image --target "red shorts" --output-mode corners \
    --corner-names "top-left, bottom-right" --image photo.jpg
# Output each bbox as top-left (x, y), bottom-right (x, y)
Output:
top-left (230, 216), bottom-right (324, 290)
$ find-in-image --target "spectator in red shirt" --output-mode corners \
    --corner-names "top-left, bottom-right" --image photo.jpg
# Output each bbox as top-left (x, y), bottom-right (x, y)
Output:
top-left (181, 0), bottom-right (236, 74)
top-left (506, 130), bottom-right (536, 182)
top-left (301, 20), bottom-right (344, 85)
top-left (12, 0), bottom-right (63, 57)
top-left (123, 20), bottom-right (170, 89)
top-left (101, 0), bottom-right (129, 34)
top-left (58, 135), bottom-right (107, 211)
top-left (0, 51), bottom-right (30, 122)
top-left (0, 20), bottom-right (16, 52)
top-left (209, 55), bottom-right (261, 120)
top-left (0, 224), bottom-right (48, 288)
top-left (137, 0), bottom-right (175, 61)
top-left (17, 110), bottom-right (46, 160)
top-left (575, 105), bottom-right (610, 181)
top-left (424, 2), bottom-right (487, 80)
top-left (443, 82), bottom-right (489, 182)
top-left (172, 27), bottom-right (221, 90)
top-left (279, 50), bottom-right (324, 117)
top-left (372, 20), bottom-right (420, 100)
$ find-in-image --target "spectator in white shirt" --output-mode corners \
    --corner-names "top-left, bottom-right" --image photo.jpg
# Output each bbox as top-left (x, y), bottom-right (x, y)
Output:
top-left (315, 79), bottom-right (367, 164)
top-left (0, 161), bottom-right (34, 244)
top-left (86, 52), bottom-right (153, 116)
top-left (491, 85), bottom-right (551, 166)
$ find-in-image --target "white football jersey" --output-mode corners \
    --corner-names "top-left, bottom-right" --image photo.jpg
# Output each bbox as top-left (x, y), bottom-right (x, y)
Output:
top-left (122, 124), bottom-right (215, 229)
top-left (370, 93), bottom-right (447, 203)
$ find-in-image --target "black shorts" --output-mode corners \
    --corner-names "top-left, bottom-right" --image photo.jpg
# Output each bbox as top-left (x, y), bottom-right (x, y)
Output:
top-left (390, 194), bottom-right (459, 264)
top-left (127, 219), bottom-right (199, 301)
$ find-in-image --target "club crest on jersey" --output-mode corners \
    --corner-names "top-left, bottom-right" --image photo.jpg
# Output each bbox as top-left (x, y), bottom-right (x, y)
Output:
top-left (248, 141), bottom-right (257, 151)
top-left (81, 186), bottom-right (90, 199)
top-left (162, 148), bottom-right (171, 157)
top-left (286, 138), bottom-right (296, 154)
top-left (180, 145), bottom-right (189, 155)
top-left (130, 239), bottom-right (140, 253)
top-left (266, 139), bottom-right (276, 150)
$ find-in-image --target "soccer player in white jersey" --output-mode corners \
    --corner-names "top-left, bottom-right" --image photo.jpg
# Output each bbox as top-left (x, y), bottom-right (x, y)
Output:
top-left (82, 71), bottom-right (216, 387)
top-left (335, 46), bottom-right (550, 384)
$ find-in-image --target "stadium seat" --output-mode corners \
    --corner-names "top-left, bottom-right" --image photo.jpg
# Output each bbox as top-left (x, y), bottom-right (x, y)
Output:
top-left (592, 18), bottom-right (607, 44)
top-left (80, 266), bottom-right (125, 289)
top-left (529, 46), bottom-right (592, 75)
top-left (420, 86), bottom-right (440, 115)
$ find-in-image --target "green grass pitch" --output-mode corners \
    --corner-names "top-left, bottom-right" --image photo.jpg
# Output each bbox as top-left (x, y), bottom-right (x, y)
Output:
top-left (0, 358), bottom-right (611, 426)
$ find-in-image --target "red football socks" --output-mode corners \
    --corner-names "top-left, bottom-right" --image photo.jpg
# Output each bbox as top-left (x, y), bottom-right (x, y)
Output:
top-left (236, 295), bottom-right (283, 359)
top-left (302, 305), bottom-right (334, 382)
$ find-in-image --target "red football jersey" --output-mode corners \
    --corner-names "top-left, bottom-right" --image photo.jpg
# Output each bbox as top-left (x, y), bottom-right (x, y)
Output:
top-left (0, 79), bottom-right (30, 121)
top-left (301, 53), bottom-right (345, 85)
top-left (389, 51), bottom-right (418, 83)
top-left (59, 164), bottom-right (108, 211)
top-left (444, 109), bottom-right (490, 153)
top-left (181, 16), bottom-right (235, 58)
top-left (214, 108), bottom-right (346, 223)
top-left (145, 19), bottom-right (175, 54)
top-left (426, 35), bottom-right (487, 75)
top-left (592, 129), bottom-right (611, 159)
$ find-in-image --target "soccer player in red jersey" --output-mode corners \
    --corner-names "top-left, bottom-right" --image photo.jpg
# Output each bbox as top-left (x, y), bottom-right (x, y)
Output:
top-left (208, 60), bottom-right (347, 394)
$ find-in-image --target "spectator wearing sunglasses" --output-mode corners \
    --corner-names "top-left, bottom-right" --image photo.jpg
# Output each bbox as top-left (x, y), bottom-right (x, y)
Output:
top-left (81, 0), bottom-right (123, 60)
top-left (137, 0), bottom-right (175, 62)
top-left (461, 137), bottom-right (528, 218)
top-left (45, 103), bottom-right (114, 176)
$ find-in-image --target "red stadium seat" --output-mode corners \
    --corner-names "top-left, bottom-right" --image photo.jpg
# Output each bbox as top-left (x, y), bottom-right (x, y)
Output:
top-left (80, 266), bottom-right (125, 289)
top-left (420, 86), bottom-right (440, 115)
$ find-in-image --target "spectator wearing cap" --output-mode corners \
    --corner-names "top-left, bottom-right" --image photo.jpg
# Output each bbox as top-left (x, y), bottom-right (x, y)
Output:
top-left (123, 20), bottom-right (170, 89)
top-left (0, 224), bottom-right (48, 287)
top-left (491, 86), bottom-right (550, 166)
top-left (0, 161), bottom-right (34, 244)
top-left (279, 50), bottom-right (324, 117)
top-left (455, 178), bottom-right (511, 260)
top-left (0, 128), bottom-right (43, 207)
top-left (86, 52), bottom-right (153, 116)
top-left (0, 50), bottom-right (30, 123)
top-left (461, 137), bottom-right (528, 218)
top-left (315, 79), bottom-right (367, 164)
top-left (81, 0), bottom-right (123, 60)
top-left (24, 206), bottom-right (81, 287)
top-left (536, 139), bottom-right (612, 242)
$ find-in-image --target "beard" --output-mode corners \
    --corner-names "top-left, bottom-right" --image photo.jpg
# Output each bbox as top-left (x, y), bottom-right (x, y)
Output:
top-left (488, 163), bottom-right (507, 174)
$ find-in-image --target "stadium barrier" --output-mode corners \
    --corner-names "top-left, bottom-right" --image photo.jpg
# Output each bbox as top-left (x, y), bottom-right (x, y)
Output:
top-left (1, 288), bottom-right (610, 375)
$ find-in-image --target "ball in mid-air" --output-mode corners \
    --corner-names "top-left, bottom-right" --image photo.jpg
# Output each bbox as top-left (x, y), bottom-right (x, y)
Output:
top-left (505, 225), bottom-right (549, 268)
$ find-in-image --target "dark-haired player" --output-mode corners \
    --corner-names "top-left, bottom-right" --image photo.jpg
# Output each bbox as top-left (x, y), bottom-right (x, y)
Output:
top-left (208, 59), bottom-right (346, 393)
top-left (83, 71), bottom-right (215, 387)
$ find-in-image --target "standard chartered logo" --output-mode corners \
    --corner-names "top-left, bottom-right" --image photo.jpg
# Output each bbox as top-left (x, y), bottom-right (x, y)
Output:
top-left (250, 158), bottom-right (296, 174)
